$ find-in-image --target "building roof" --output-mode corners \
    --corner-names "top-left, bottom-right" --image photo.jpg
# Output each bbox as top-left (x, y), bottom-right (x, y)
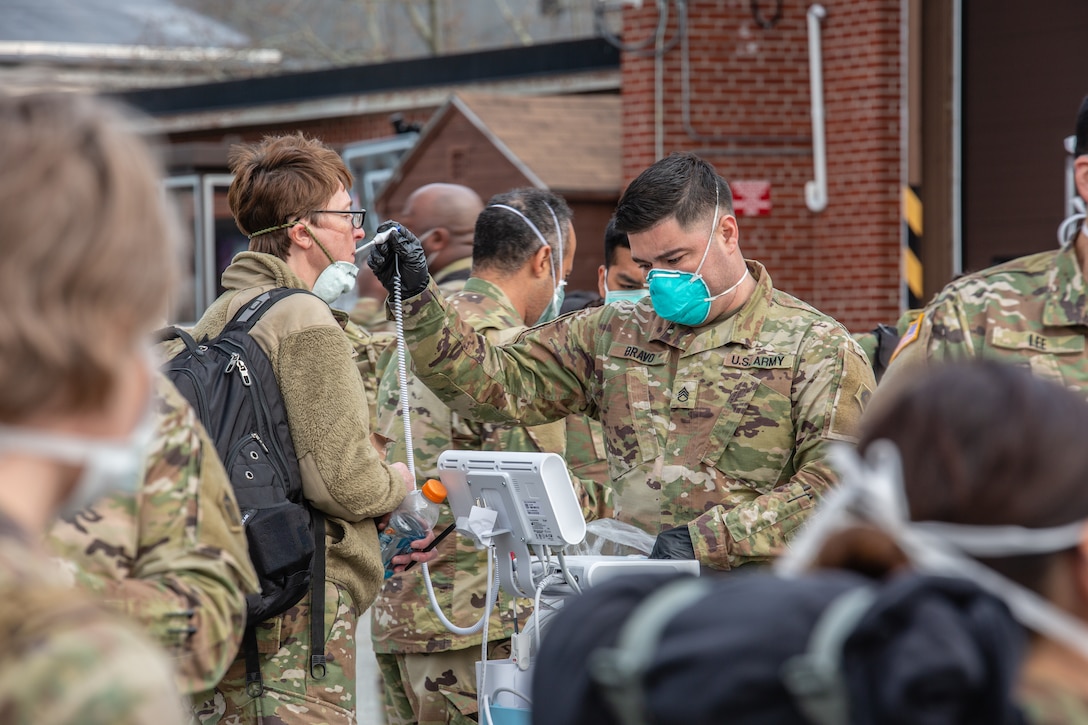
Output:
top-left (452, 92), bottom-right (622, 195)
top-left (398, 91), bottom-right (613, 195)
top-left (2, 0), bottom-right (248, 47)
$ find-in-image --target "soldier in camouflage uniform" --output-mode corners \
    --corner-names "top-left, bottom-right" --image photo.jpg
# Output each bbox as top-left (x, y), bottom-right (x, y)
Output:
top-left (882, 96), bottom-right (1088, 395)
top-left (350, 183), bottom-right (482, 333)
top-left (0, 91), bottom-right (187, 724)
top-left (372, 188), bottom-right (576, 725)
top-left (368, 152), bottom-right (874, 571)
top-left (48, 373), bottom-right (259, 701)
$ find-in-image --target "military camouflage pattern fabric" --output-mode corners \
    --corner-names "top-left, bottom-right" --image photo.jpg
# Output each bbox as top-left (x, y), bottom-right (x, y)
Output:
top-left (882, 247), bottom-right (1088, 394)
top-left (48, 373), bottom-right (259, 698)
top-left (192, 580), bottom-right (358, 724)
top-left (372, 278), bottom-right (559, 657)
top-left (394, 261), bottom-right (874, 570)
top-left (372, 278), bottom-right (543, 722)
top-left (0, 510), bottom-right (188, 724)
top-left (342, 319), bottom-right (396, 432)
top-left (375, 640), bottom-right (513, 725)
top-left (565, 414), bottom-right (614, 521)
top-left (349, 297), bottom-right (392, 334)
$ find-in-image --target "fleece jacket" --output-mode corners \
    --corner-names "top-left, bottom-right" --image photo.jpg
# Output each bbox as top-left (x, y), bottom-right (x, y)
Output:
top-left (187, 252), bottom-right (406, 613)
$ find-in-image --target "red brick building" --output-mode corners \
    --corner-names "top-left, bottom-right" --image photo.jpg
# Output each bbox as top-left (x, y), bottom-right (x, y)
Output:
top-left (119, 1), bottom-right (1088, 331)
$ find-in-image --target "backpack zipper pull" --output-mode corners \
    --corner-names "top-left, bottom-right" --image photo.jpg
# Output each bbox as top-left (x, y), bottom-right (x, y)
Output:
top-left (224, 352), bottom-right (239, 374)
top-left (235, 358), bottom-right (252, 386)
top-left (251, 432), bottom-right (270, 453)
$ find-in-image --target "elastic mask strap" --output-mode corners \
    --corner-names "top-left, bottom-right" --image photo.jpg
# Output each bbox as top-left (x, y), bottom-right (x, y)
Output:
top-left (303, 225), bottom-right (338, 266)
top-left (588, 577), bottom-right (710, 725)
top-left (779, 440), bottom-right (1088, 663)
top-left (489, 203), bottom-right (561, 288)
top-left (692, 184), bottom-right (721, 278)
top-left (781, 586), bottom-right (876, 725)
top-left (247, 220), bottom-right (300, 239)
top-left (545, 204), bottom-right (565, 292)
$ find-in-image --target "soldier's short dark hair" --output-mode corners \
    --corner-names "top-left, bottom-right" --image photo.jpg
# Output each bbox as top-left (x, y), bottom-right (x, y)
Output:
top-left (473, 187), bottom-right (572, 275)
top-left (613, 152), bottom-right (734, 235)
top-left (603, 216), bottom-right (630, 269)
top-left (1075, 95), bottom-right (1088, 157)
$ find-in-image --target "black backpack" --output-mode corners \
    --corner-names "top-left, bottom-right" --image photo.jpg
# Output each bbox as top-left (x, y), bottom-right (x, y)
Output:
top-left (160, 288), bottom-right (328, 693)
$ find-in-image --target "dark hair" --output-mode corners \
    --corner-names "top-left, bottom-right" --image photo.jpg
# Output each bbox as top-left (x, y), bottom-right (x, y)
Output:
top-left (603, 216), bottom-right (630, 268)
top-left (613, 152), bottom-right (733, 234)
top-left (845, 361), bottom-right (1088, 592)
top-left (1076, 95), bottom-right (1088, 157)
top-left (473, 187), bottom-right (572, 275)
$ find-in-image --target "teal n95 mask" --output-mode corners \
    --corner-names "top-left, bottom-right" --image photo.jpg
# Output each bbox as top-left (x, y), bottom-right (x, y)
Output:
top-left (488, 203), bottom-right (566, 324)
top-left (604, 288), bottom-right (649, 305)
top-left (645, 187), bottom-right (747, 327)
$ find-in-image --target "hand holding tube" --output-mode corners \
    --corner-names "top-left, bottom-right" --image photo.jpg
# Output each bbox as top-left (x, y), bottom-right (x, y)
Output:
top-left (366, 221), bottom-right (429, 298)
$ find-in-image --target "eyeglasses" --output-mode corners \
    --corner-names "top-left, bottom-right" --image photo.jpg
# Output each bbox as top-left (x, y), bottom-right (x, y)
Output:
top-left (311, 209), bottom-right (367, 229)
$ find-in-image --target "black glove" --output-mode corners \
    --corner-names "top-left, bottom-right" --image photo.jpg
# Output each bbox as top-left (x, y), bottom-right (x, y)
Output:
top-left (649, 525), bottom-right (696, 560)
top-left (366, 220), bottom-right (429, 298)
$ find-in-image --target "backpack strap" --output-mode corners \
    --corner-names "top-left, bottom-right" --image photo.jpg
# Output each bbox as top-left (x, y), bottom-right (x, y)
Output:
top-left (231, 288), bottom-right (315, 330)
top-left (780, 585), bottom-right (878, 725)
top-left (309, 510), bottom-right (327, 679)
top-left (588, 576), bottom-right (711, 725)
top-left (232, 285), bottom-right (326, 692)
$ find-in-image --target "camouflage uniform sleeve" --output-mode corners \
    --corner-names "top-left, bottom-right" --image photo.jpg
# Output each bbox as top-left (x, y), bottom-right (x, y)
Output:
top-left (378, 352), bottom-right (454, 483)
top-left (399, 280), bottom-right (595, 426)
top-left (690, 327), bottom-right (875, 569)
top-left (343, 319), bottom-right (396, 433)
top-left (49, 378), bottom-right (260, 696)
top-left (565, 415), bottom-right (613, 522)
top-left (875, 292), bottom-right (973, 412)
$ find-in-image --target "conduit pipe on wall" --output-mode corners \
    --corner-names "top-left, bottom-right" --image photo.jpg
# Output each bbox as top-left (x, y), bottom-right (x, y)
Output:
top-left (805, 4), bottom-right (829, 212)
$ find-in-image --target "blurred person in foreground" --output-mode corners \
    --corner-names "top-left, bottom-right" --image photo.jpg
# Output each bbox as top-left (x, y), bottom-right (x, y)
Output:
top-left (794, 361), bottom-right (1088, 722)
top-left (47, 372), bottom-right (260, 703)
top-left (534, 361), bottom-right (1077, 724)
top-left (0, 91), bottom-right (187, 723)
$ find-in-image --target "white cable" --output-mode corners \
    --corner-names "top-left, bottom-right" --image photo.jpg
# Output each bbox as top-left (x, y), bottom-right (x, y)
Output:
top-left (491, 687), bottom-right (532, 707)
top-left (391, 256), bottom-right (416, 484)
top-left (420, 544), bottom-right (498, 637)
top-left (533, 572), bottom-right (565, 649)
top-left (555, 550), bottom-right (581, 595)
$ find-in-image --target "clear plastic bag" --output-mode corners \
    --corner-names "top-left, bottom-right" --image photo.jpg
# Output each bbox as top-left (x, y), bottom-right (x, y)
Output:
top-left (563, 518), bottom-right (655, 557)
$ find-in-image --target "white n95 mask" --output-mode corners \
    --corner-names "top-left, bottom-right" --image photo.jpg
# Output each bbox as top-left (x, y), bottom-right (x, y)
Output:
top-left (0, 406), bottom-right (156, 519)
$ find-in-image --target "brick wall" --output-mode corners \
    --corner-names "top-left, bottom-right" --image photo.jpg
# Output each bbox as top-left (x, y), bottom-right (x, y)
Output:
top-left (621, 0), bottom-right (901, 331)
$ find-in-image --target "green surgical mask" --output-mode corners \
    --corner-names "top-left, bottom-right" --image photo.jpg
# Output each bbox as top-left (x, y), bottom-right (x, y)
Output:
top-left (605, 288), bottom-right (648, 305)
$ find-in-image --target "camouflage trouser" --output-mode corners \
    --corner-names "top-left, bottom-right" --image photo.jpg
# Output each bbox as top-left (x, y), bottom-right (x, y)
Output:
top-left (192, 580), bottom-right (358, 724)
top-left (375, 640), bottom-right (512, 725)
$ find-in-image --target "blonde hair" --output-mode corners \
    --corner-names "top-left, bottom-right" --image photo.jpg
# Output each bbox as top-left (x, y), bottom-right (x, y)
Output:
top-left (0, 92), bottom-right (177, 422)
top-left (227, 133), bottom-right (353, 258)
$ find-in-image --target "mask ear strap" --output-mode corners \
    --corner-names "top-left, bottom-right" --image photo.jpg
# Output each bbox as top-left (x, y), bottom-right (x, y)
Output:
top-left (545, 204), bottom-right (564, 287)
top-left (303, 225), bottom-right (338, 266)
top-left (693, 184), bottom-right (721, 276)
top-left (588, 577), bottom-right (710, 725)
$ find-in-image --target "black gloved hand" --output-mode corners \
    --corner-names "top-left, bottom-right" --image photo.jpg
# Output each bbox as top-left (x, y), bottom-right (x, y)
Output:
top-left (366, 220), bottom-right (429, 298)
top-left (649, 525), bottom-right (696, 560)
